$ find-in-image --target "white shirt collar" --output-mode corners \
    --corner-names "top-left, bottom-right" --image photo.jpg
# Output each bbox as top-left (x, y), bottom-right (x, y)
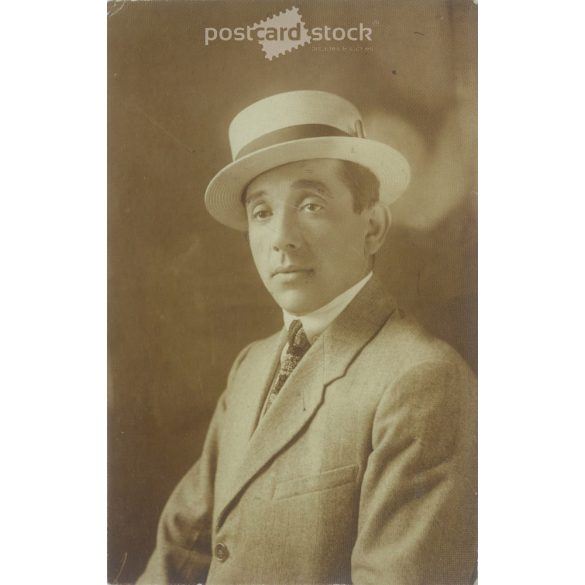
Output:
top-left (282, 272), bottom-right (373, 344)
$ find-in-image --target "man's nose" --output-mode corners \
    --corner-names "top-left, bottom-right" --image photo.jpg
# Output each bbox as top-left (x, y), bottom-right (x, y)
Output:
top-left (271, 206), bottom-right (302, 252)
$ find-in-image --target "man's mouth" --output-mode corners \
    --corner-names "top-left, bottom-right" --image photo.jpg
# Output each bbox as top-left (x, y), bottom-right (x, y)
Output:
top-left (271, 266), bottom-right (314, 278)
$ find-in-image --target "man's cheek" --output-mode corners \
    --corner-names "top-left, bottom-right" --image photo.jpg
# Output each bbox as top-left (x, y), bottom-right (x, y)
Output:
top-left (250, 245), bottom-right (270, 280)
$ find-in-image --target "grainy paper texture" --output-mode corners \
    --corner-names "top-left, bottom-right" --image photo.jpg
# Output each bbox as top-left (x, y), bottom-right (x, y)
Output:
top-left (108, 1), bottom-right (477, 582)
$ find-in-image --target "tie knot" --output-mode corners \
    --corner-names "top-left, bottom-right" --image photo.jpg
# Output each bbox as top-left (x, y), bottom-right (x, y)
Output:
top-left (287, 319), bottom-right (310, 355)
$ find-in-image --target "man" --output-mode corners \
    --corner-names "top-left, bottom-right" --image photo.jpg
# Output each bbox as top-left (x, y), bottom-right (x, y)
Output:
top-left (137, 90), bottom-right (477, 585)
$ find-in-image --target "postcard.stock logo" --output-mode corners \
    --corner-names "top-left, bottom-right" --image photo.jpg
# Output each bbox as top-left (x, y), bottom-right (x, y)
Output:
top-left (204, 6), bottom-right (373, 60)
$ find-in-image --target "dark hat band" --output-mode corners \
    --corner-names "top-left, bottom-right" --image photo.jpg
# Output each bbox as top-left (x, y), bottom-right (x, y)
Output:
top-left (235, 124), bottom-right (352, 160)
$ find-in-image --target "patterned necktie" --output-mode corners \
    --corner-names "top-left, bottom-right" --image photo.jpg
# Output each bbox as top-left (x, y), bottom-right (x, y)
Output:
top-left (263, 319), bottom-right (311, 415)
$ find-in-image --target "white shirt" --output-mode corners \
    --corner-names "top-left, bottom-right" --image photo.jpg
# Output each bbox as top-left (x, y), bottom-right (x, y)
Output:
top-left (282, 272), bottom-right (373, 346)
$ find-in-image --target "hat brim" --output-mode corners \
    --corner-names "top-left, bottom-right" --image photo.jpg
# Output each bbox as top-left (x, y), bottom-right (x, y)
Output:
top-left (204, 136), bottom-right (410, 231)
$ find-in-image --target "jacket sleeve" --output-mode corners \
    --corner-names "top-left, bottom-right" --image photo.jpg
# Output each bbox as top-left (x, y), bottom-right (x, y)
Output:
top-left (351, 359), bottom-right (478, 585)
top-left (136, 345), bottom-right (252, 585)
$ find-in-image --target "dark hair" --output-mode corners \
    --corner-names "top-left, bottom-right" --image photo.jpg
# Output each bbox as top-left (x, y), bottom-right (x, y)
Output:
top-left (337, 160), bottom-right (380, 213)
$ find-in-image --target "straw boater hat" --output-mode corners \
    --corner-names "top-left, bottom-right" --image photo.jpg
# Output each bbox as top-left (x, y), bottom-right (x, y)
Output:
top-left (204, 90), bottom-right (410, 231)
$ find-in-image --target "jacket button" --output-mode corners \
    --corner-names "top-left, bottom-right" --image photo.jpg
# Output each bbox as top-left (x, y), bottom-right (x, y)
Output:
top-left (214, 542), bottom-right (229, 562)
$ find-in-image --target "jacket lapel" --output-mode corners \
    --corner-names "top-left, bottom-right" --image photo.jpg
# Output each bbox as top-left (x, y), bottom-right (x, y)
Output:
top-left (229, 330), bottom-right (286, 443)
top-left (323, 276), bottom-right (397, 386)
top-left (215, 329), bottom-right (286, 490)
top-left (215, 277), bottom-right (397, 530)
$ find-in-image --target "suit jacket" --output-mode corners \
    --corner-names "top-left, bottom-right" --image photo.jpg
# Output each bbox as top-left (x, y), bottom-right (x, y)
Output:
top-left (137, 277), bottom-right (477, 585)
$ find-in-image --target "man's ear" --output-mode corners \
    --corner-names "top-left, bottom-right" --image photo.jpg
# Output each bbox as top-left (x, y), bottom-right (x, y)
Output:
top-left (364, 203), bottom-right (391, 256)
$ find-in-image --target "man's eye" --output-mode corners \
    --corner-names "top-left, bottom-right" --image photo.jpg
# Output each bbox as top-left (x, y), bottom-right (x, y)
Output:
top-left (252, 207), bottom-right (272, 220)
top-left (301, 202), bottom-right (324, 213)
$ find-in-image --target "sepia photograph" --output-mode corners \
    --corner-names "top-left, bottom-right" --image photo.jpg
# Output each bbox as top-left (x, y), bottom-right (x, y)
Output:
top-left (108, 1), bottom-right (478, 583)
top-left (7, 1), bottom-right (585, 585)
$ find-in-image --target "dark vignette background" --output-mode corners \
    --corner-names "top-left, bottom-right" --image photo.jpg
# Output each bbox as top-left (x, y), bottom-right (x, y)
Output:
top-left (108, 0), bottom-right (477, 581)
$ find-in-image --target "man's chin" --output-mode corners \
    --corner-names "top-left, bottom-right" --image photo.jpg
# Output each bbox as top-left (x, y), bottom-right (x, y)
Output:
top-left (269, 289), bottom-right (322, 316)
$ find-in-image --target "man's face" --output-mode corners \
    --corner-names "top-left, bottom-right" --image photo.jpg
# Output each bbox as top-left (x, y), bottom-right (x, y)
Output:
top-left (244, 159), bottom-right (374, 315)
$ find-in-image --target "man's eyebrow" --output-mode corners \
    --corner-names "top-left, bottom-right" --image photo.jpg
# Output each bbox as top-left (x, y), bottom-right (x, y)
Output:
top-left (243, 189), bottom-right (266, 206)
top-left (243, 179), bottom-right (332, 206)
top-left (290, 179), bottom-right (332, 197)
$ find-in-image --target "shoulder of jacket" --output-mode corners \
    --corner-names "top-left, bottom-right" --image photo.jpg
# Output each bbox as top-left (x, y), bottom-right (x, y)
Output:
top-left (370, 310), bottom-right (474, 379)
top-left (227, 329), bottom-right (282, 370)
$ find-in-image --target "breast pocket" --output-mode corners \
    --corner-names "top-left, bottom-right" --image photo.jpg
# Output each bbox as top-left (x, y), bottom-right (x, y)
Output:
top-left (273, 463), bottom-right (359, 500)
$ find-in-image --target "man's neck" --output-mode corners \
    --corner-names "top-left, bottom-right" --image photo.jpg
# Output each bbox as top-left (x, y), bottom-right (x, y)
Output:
top-left (282, 272), bottom-right (373, 344)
